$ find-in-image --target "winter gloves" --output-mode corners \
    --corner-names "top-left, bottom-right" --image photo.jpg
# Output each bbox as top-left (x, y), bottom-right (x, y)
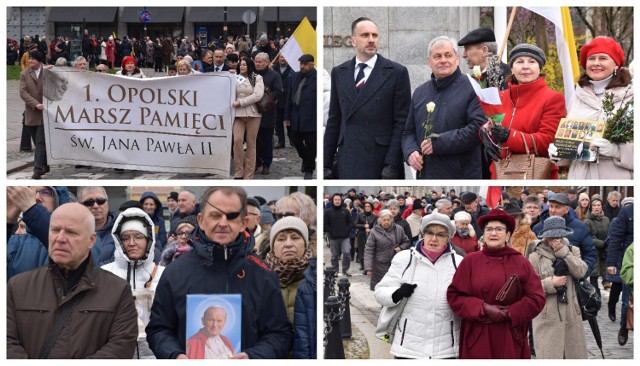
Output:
top-left (481, 302), bottom-right (510, 323)
top-left (491, 124), bottom-right (510, 143)
top-left (392, 283), bottom-right (418, 303)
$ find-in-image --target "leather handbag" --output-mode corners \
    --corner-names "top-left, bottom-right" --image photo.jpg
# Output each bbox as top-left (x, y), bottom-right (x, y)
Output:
top-left (495, 274), bottom-right (523, 306)
top-left (257, 87), bottom-right (275, 113)
top-left (375, 256), bottom-right (417, 343)
top-left (495, 132), bottom-right (553, 180)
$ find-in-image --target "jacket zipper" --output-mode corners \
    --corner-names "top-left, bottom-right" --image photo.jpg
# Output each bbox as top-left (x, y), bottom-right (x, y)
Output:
top-left (400, 318), bottom-right (408, 346)
top-left (450, 320), bottom-right (454, 347)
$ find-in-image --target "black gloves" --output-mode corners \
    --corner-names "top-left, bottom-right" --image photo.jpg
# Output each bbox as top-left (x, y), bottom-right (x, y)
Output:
top-left (482, 302), bottom-right (510, 323)
top-left (392, 283), bottom-right (418, 303)
top-left (480, 128), bottom-right (501, 162)
top-left (491, 124), bottom-right (510, 143)
top-left (323, 168), bottom-right (334, 179)
top-left (381, 165), bottom-right (399, 179)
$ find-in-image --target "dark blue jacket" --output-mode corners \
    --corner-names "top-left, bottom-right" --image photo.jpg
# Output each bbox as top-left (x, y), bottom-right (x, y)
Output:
top-left (324, 54), bottom-right (411, 178)
top-left (606, 205), bottom-right (633, 279)
top-left (96, 211), bottom-right (117, 265)
top-left (275, 64), bottom-right (294, 109)
top-left (402, 67), bottom-right (486, 179)
top-left (146, 228), bottom-right (292, 359)
top-left (140, 191), bottom-right (168, 261)
top-left (533, 211), bottom-right (596, 276)
top-left (293, 258), bottom-right (316, 359)
top-left (285, 69), bottom-right (317, 133)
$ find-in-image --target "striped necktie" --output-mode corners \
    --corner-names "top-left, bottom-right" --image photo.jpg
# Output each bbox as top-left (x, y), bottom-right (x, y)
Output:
top-left (355, 63), bottom-right (367, 93)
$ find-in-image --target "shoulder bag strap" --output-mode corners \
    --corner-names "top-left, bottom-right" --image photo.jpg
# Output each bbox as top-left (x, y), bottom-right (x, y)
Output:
top-left (39, 266), bottom-right (100, 359)
top-left (144, 265), bottom-right (159, 289)
top-left (529, 134), bottom-right (540, 156)
top-left (519, 131), bottom-right (531, 155)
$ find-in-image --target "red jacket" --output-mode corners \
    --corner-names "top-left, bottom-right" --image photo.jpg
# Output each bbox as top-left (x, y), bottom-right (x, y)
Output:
top-left (450, 233), bottom-right (479, 254)
top-left (491, 77), bottom-right (565, 179)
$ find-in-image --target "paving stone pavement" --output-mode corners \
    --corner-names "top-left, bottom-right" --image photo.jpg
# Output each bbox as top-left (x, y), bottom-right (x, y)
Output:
top-left (6, 69), bottom-right (316, 180)
top-left (322, 242), bottom-right (634, 359)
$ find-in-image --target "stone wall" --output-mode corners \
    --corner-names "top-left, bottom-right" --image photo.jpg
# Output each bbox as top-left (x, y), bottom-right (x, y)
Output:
top-left (323, 7), bottom-right (480, 92)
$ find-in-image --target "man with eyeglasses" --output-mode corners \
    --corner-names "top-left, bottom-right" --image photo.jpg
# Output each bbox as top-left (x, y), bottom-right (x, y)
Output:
top-left (7, 202), bottom-right (139, 358)
top-left (78, 186), bottom-right (117, 266)
top-left (146, 187), bottom-right (291, 359)
top-left (532, 193), bottom-right (596, 277)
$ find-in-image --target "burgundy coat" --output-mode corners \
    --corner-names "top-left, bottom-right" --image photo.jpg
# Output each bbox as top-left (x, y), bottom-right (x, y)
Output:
top-left (447, 246), bottom-right (545, 359)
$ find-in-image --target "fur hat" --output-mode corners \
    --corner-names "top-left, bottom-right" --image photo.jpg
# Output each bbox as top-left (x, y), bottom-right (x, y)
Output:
top-left (421, 212), bottom-right (456, 239)
top-left (270, 216), bottom-right (308, 248)
top-left (453, 211), bottom-right (472, 222)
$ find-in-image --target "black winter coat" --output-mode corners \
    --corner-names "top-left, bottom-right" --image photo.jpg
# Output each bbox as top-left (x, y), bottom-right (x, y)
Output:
top-left (285, 69), bottom-right (317, 133)
top-left (402, 67), bottom-right (486, 179)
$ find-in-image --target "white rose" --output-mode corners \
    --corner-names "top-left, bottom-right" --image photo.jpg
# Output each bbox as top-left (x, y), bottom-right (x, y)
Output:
top-left (426, 102), bottom-right (436, 113)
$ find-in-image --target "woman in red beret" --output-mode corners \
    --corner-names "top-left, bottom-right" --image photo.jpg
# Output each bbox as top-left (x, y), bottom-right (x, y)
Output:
top-left (116, 55), bottom-right (146, 78)
top-left (549, 36), bottom-right (633, 179)
top-left (447, 208), bottom-right (545, 359)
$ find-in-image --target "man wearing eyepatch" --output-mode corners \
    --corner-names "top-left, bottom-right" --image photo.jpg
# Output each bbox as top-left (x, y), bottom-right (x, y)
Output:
top-left (146, 186), bottom-right (292, 359)
top-left (77, 186), bottom-right (117, 266)
top-left (5, 186), bottom-right (95, 279)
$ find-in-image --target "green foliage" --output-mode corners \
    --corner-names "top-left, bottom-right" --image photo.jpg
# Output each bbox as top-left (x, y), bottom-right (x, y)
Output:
top-left (541, 44), bottom-right (564, 95)
top-left (7, 65), bottom-right (21, 80)
top-left (602, 87), bottom-right (634, 144)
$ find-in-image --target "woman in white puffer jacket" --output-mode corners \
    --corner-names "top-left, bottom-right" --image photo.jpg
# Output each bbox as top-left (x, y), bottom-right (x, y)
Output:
top-left (102, 207), bottom-right (165, 291)
top-left (375, 212), bottom-right (463, 359)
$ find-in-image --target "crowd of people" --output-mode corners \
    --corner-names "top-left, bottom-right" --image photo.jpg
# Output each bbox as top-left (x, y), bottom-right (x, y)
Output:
top-left (323, 17), bottom-right (634, 180)
top-left (7, 186), bottom-right (317, 359)
top-left (16, 29), bottom-right (317, 180)
top-left (323, 187), bottom-right (633, 358)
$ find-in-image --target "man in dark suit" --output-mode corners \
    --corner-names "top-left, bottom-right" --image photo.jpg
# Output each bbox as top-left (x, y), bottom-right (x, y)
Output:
top-left (19, 50), bottom-right (48, 179)
top-left (284, 54), bottom-right (317, 179)
top-left (324, 17), bottom-right (411, 179)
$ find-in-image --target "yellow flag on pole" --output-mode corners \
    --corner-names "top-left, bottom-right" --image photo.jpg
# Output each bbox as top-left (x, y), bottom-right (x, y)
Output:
top-left (280, 17), bottom-right (316, 72)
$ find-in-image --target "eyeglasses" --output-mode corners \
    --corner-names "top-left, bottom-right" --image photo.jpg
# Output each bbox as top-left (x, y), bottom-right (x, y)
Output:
top-left (275, 212), bottom-right (296, 220)
top-left (524, 206), bottom-right (540, 210)
top-left (35, 188), bottom-right (55, 197)
top-left (120, 234), bottom-right (147, 243)
top-left (484, 226), bottom-right (507, 233)
top-left (424, 231), bottom-right (449, 240)
top-left (81, 198), bottom-right (108, 207)
top-left (205, 200), bottom-right (242, 221)
top-left (176, 230), bottom-right (191, 238)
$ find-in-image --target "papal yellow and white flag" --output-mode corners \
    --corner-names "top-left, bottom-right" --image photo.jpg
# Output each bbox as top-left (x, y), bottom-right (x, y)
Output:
top-left (524, 7), bottom-right (580, 105)
top-left (280, 17), bottom-right (316, 72)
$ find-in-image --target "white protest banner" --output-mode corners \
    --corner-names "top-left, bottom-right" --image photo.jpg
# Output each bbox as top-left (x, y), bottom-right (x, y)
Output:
top-left (43, 69), bottom-right (236, 176)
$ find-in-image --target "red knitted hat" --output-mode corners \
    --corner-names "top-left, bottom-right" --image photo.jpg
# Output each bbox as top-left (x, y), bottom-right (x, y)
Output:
top-left (121, 55), bottom-right (136, 68)
top-left (579, 37), bottom-right (625, 69)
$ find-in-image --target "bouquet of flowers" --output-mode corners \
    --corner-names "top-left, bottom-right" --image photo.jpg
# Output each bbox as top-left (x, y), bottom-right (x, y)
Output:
top-left (468, 54), bottom-right (506, 161)
top-left (602, 86), bottom-right (633, 144)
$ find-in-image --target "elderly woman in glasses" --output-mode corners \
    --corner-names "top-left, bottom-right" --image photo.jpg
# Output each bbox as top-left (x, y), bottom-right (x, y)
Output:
top-left (528, 216), bottom-right (588, 359)
top-left (447, 208), bottom-right (545, 359)
top-left (160, 216), bottom-right (197, 266)
top-left (374, 212), bottom-right (463, 358)
top-left (364, 209), bottom-right (410, 291)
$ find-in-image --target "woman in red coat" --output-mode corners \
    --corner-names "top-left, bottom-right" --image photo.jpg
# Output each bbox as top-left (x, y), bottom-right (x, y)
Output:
top-left (490, 43), bottom-right (566, 179)
top-left (447, 208), bottom-right (545, 359)
top-left (106, 36), bottom-right (116, 69)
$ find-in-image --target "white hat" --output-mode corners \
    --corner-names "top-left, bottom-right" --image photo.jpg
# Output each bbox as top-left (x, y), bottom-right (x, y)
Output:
top-left (454, 211), bottom-right (472, 223)
top-left (121, 220), bottom-right (148, 237)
